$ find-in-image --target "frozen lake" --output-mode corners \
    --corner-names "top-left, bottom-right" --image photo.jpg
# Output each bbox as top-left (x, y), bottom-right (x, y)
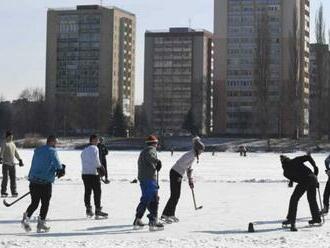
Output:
top-left (0, 150), bottom-right (329, 248)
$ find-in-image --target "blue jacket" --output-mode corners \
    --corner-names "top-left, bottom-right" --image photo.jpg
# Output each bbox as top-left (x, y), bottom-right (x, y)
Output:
top-left (28, 145), bottom-right (62, 184)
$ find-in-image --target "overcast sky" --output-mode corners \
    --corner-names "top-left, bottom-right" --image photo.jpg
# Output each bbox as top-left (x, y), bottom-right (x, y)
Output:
top-left (0, 0), bottom-right (329, 104)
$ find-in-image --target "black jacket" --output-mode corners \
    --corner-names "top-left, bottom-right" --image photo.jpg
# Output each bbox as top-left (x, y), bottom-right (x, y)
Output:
top-left (282, 155), bottom-right (318, 184)
top-left (97, 143), bottom-right (109, 166)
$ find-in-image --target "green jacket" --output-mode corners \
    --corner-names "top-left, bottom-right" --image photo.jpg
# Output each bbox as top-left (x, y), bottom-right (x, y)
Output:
top-left (137, 145), bottom-right (159, 181)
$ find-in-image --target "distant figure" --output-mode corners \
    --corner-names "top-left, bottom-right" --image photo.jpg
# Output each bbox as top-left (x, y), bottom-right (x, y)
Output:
top-left (280, 154), bottom-right (321, 231)
top-left (212, 147), bottom-right (216, 156)
top-left (97, 137), bottom-right (110, 184)
top-left (171, 147), bottom-right (174, 157)
top-left (0, 131), bottom-right (24, 198)
top-left (321, 154), bottom-right (330, 214)
top-left (239, 146), bottom-right (247, 157)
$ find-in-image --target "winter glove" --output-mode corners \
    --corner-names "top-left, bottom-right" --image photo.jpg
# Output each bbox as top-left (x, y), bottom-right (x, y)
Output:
top-left (156, 160), bottom-right (162, 172)
top-left (56, 164), bottom-right (66, 178)
top-left (18, 159), bottom-right (24, 167)
top-left (326, 170), bottom-right (330, 177)
top-left (288, 180), bottom-right (293, 188)
top-left (188, 178), bottom-right (194, 189)
top-left (97, 166), bottom-right (106, 177)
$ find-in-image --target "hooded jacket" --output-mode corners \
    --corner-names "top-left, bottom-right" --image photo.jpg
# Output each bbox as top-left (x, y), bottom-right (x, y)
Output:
top-left (282, 155), bottom-right (318, 184)
top-left (0, 136), bottom-right (21, 166)
top-left (137, 145), bottom-right (159, 181)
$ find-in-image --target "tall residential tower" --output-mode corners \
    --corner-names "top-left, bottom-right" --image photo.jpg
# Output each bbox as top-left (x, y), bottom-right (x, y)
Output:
top-left (214, 0), bottom-right (310, 137)
top-left (143, 28), bottom-right (213, 135)
top-left (46, 5), bottom-right (136, 134)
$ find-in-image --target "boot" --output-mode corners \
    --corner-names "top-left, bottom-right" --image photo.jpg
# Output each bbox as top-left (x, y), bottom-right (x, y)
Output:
top-left (86, 206), bottom-right (94, 218)
top-left (95, 207), bottom-right (108, 219)
top-left (149, 220), bottom-right (164, 232)
top-left (133, 217), bottom-right (145, 230)
top-left (21, 212), bottom-right (31, 232)
top-left (308, 218), bottom-right (322, 226)
top-left (1, 192), bottom-right (8, 198)
top-left (37, 216), bottom-right (50, 233)
top-left (160, 215), bottom-right (173, 224)
top-left (169, 216), bottom-right (179, 223)
top-left (12, 192), bottom-right (18, 198)
top-left (282, 219), bottom-right (297, 231)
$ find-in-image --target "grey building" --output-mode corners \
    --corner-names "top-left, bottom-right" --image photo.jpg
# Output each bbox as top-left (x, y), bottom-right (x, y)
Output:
top-left (144, 28), bottom-right (213, 135)
top-left (46, 5), bottom-right (136, 134)
top-left (309, 44), bottom-right (330, 138)
top-left (214, 0), bottom-right (310, 137)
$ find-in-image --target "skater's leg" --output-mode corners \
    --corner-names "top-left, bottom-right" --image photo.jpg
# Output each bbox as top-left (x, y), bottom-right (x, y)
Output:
top-left (307, 186), bottom-right (320, 221)
top-left (1, 164), bottom-right (9, 194)
top-left (286, 183), bottom-right (306, 223)
top-left (39, 184), bottom-right (52, 220)
top-left (104, 161), bottom-right (109, 180)
top-left (92, 176), bottom-right (102, 209)
top-left (26, 183), bottom-right (42, 218)
top-left (323, 178), bottom-right (330, 209)
top-left (146, 181), bottom-right (159, 222)
top-left (162, 170), bottom-right (182, 217)
top-left (9, 165), bottom-right (17, 194)
top-left (135, 180), bottom-right (154, 219)
top-left (82, 175), bottom-right (93, 208)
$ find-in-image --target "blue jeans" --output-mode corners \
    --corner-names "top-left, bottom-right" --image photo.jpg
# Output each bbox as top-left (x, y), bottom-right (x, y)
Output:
top-left (135, 179), bottom-right (159, 222)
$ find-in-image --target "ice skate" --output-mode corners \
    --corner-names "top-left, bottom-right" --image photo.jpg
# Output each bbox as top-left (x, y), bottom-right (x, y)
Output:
top-left (149, 220), bottom-right (164, 232)
top-left (86, 206), bottom-right (94, 218)
top-left (1, 192), bottom-right (8, 198)
top-left (37, 217), bottom-right (50, 233)
top-left (282, 219), bottom-right (297, 231)
top-left (169, 216), bottom-right (179, 223)
top-left (95, 207), bottom-right (108, 219)
top-left (160, 215), bottom-right (173, 224)
top-left (308, 218), bottom-right (322, 226)
top-left (133, 217), bottom-right (145, 230)
top-left (21, 212), bottom-right (32, 232)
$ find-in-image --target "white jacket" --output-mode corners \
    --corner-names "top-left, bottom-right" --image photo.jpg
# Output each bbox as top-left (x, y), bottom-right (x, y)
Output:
top-left (172, 150), bottom-right (196, 176)
top-left (81, 145), bottom-right (102, 175)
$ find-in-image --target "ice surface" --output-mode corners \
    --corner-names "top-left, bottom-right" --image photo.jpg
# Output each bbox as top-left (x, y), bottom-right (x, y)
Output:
top-left (0, 150), bottom-right (329, 248)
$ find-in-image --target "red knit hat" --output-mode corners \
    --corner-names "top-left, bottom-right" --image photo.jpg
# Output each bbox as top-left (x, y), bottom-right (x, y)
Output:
top-left (145, 135), bottom-right (159, 144)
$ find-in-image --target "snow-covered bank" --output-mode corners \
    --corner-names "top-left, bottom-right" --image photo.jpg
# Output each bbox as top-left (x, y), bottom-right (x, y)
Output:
top-left (0, 151), bottom-right (330, 248)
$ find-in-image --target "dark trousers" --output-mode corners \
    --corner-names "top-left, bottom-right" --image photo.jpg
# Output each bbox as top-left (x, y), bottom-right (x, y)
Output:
top-left (287, 177), bottom-right (320, 222)
top-left (26, 182), bottom-right (52, 220)
top-left (135, 179), bottom-right (159, 222)
top-left (162, 169), bottom-right (182, 217)
top-left (82, 175), bottom-right (101, 209)
top-left (1, 164), bottom-right (16, 194)
top-left (102, 160), bottom-right (109, 180)
top-left (323, 177), bottom-right (330, 208)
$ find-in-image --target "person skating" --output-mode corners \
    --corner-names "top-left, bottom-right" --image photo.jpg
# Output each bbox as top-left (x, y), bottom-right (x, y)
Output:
top-left (161, 136), bottom-right (205, 224)
top-left (81, 134), bottom-right (108, 219)
top-left (0, 131), bottom-right (24, 198)
top-left (133, 135), bottom-right (164, 231)
top-left (321, 154), bottom-right (330, 214)
top-left (280, 154), bottom-right (321, 231)
top-left (21, 135), bottom-right (65, 233)
top-left (97, 137), bottom-right (110, 184)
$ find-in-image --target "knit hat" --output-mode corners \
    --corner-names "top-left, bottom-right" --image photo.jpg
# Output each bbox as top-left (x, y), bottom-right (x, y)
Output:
top-left (280, 155), bottom-right (290, 163)
top-left (145, 135), bottom-right (159, 144)
top-left (5, 130), bottom-right (13, 138)
top-left (193, 136), bottom-right (205, 152)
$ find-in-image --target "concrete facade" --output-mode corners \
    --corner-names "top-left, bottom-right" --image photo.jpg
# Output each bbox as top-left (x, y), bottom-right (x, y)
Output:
top-left (144, 28), bottom-right (213, 135)
top-left (46, 5), bottom-right (135, 134)
top-left (213, 0), bottom-right (310, 137)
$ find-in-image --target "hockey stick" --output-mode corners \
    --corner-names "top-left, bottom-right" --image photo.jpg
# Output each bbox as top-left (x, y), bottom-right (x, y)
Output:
top-left (156, 171), bottom-right (160, 189)
top-left (317, 187), bottom-right (325, 224)
top-left (191, 188), bottom-right (203, 210)
top-left (3, 192), bottom-right (30, 207)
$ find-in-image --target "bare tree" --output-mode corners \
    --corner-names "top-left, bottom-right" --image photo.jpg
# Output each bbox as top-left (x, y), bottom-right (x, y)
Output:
top-left (312, 4), bottom-right (329, 138)
top-left (254, 9), bottom-right (271, 137)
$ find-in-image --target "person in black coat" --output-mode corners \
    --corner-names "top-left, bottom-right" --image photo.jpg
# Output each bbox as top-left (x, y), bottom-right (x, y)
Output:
top-left (321, 154), bottom-right (330, 214)
top-left (97, 137), bottom-right (109, 184)
top-left (280, 154), bottom-right (321, 231)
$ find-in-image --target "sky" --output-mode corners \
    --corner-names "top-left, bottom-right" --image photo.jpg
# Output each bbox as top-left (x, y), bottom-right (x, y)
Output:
top-left (0, 0), bottom-right (329, 104)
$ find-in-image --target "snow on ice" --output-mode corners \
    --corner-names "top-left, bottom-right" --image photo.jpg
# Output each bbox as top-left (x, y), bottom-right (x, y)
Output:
top-left (0, 150), bottom-right (330, 248)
